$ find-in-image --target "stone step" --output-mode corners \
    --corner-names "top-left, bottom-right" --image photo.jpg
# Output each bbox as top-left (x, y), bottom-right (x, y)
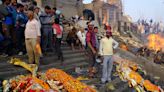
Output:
top-left (0, 29), bottom-right (90, 79)
top-left (0, 49), bottom-right (85, 64)
top-left (0, 45), bottom-right (81, 60)
top-left (0, 67), bottom-right (17, 72)
top-left (40, 62), bottom-right (88, 73)
top-left (0, 52), bottom-right (86, 71)
top-left (63, 52), bottom-right (85, 57)
top-left (0, 63), bottom-right (17, 71)
top-left (0, 59), bottom-right (88, 79)
top-left (41, 53), bottom-right (86, 65)
top-left (63, 49), bottom-right (85, 54)
top-left (61, 46), bottom-right (71, 50)
top-left (82, 78), bottom-right (100, 85)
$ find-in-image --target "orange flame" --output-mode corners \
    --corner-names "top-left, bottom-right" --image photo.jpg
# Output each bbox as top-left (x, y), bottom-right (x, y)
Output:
top-left (120, 43), bottom-right (128, 51)
top-left (147, 34), bottom-right (164, 51)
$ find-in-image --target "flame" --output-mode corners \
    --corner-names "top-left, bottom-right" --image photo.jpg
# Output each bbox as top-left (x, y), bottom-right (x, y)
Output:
top-left (120, 43), bottom-right (128, 51)
top-left (147, 34), bottom-right (164, 51)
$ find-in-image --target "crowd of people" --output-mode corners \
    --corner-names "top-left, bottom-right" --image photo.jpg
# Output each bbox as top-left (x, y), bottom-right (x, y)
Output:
top-left (68, 16), bottom-right (119, 83)
top-left (0, 0), bottom-right (64, 64)
top-left (136, 19), bottom-right (164, 35)
top-left (0, 0), bottom-right (119, 84)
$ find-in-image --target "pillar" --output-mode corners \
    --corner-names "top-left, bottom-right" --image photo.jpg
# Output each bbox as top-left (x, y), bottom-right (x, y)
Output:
top-left (106, 8), bottom-right (110, 24)
top-left (113, 9), bottom-right (116, 24)
top-left (99, 8), bottom-right (102, 25)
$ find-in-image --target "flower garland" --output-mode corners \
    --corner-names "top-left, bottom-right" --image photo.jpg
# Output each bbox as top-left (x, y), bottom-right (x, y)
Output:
top-left (46, 68), bottom-right (96, 92)
top-left (116, 60), bottom-right (163, 92)
top-left (3, 68), bottom-right (97, 92)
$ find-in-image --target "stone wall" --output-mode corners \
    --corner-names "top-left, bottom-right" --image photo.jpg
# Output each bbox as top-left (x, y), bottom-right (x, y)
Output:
top-left (41, 0), bottom-right (56, 8)
top-left (40, 0), bottom-right (83, 19)
top-left (83, 3), bottom-right (93, 10)
top-left (56, 0), bottom-right (83, 19)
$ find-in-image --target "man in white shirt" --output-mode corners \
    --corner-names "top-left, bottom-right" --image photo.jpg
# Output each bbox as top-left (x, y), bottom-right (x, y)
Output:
top-left (25, 10), bottom-right (41, 65)
top-left (52, 18), bottom-right (64, 62)
top-left (76, 27), bottom-right (86, 48)
top-left (99, 31), bottom-right (118, 83)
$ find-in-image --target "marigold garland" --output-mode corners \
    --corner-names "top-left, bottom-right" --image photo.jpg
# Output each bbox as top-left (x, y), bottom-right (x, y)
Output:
top-left (46, 68), bottom-right (96, 92)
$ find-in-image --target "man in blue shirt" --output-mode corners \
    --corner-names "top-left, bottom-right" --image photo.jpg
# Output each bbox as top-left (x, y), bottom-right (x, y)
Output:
top-left (16, 3), bottom-right (28, 55)
top-left (2, 0), bottom-right (12, 38)
top-left (0, 1), bottom-right (9, 21)
top-left (11, 0), bottom-right (17, 26)
top-left (40, 6), bottom-right (54, 53)
top-left (2, 0), bottom-right (17, 48)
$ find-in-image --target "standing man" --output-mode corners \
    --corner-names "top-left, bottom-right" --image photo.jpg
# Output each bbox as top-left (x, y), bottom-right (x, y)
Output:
top-left (52, 18), bottom-right (64, 62)
top-left (25, 10), bottom-right (41, 65)
top-left (86, 22), bottom-right (97, 77)
top-left (40, 5), bottom-right (54, 53)
top-left (0, 0), bottom-right (9, 34)
top-left (16, 3), bottom-right (28, 55)
top-left (11, 0), bottom-right (18, 50)
top-left (2, 0), bottom-right (17, 47)
top-left (99, 31), bottom-right (119, 84)
top-left (11, 0), bottom-right (17, 27)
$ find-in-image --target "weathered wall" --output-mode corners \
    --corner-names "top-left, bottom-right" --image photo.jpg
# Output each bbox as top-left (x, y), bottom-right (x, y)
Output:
top-left (41, 0), bottom-right (56, 8)
top-left (40, 0), bottom-right (83, 19)
top-left (83, 3), bottom-right (93, 10)
top-left (56, 0), bottom-right (79, 19)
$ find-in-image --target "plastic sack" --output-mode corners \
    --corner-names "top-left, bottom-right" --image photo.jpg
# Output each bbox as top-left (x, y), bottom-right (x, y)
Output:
top-left (35, 43), bottom-right (42, 56)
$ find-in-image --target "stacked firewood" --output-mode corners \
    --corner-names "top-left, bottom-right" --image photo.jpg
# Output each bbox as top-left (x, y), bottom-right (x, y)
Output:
top-left (135, 47), bottom-right (164, 64)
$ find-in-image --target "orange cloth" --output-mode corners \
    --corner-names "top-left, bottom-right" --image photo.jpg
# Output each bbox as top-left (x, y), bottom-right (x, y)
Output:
top-left (143, 80), bottom-right (159, 92)
top-left (129, 71), bottom-right (143, 84)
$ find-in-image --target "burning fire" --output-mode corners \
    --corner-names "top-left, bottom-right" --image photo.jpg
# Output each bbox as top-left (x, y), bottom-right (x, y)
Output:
top-left (147, 34), bottom-right (164, 51)
top-left (120, 43), bottom-right (128, 51)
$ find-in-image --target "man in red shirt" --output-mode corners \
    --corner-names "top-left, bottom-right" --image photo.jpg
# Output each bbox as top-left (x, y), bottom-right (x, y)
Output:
top-left (86, 22), bottom-right (97, 77)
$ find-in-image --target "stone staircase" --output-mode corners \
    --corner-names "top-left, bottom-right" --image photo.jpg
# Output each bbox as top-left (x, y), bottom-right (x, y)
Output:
top-left (0, 31), bottom-right (89, 79)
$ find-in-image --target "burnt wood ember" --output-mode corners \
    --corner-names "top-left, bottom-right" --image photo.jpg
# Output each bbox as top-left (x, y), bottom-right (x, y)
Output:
top-left (135, 47), bottom-right (164, 64)
top-left (120, 43), bottom-right (129, 51)
top-left (154, 50), bottom-right (164, 64)
top-left (136, 47), bottom-right (151, 57)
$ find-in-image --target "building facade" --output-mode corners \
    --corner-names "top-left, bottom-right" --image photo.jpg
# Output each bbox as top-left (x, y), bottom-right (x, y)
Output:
top-left (40, 0), bottom-right (83, 19)
top-left (17, 0), bottom-right (124, 29)
top-left (92, 0), bottom-right (123, 27)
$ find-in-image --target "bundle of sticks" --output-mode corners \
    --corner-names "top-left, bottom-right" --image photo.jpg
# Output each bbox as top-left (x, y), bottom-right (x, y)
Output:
top-left (136, 47), bottom-right (164, 64)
